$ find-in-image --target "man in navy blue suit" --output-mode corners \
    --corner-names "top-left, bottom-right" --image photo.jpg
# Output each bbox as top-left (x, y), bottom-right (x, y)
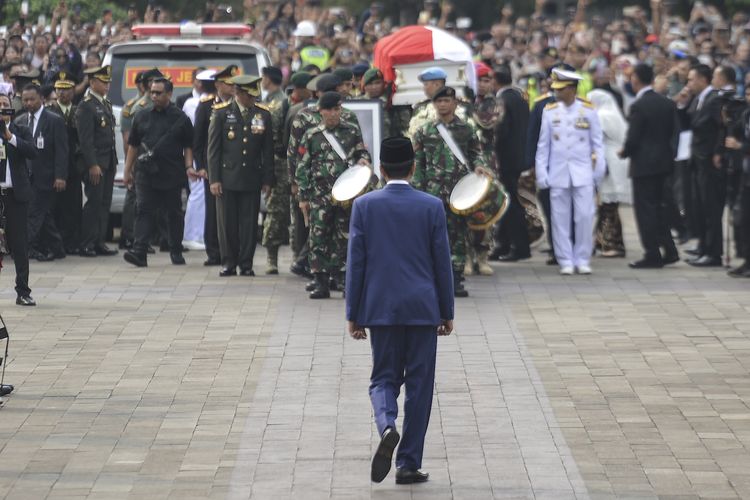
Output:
top-left (345, 137), bottom-right (455, 485)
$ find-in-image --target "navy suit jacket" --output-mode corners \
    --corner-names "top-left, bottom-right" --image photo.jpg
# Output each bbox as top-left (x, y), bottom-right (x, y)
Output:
top-left (345, 182), bottom-right (454, 327)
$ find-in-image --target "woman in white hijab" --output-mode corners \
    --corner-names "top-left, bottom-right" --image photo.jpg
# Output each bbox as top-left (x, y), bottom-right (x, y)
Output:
top-left (588, 89), bottom-right (631, 257)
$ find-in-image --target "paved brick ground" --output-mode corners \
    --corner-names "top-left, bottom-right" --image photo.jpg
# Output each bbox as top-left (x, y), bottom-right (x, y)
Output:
top-left (0, 210), bottom-right (749, 499)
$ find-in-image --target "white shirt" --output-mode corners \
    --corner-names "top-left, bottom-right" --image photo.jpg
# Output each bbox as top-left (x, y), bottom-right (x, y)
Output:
top-left (29, 106), bottom-right (43, 136)
top-left (386, 180), bottom-right (409, 185)
top-left (634, 85), bottom-right (653, 102)
top-left (0, 133), bottom-right (19, 189)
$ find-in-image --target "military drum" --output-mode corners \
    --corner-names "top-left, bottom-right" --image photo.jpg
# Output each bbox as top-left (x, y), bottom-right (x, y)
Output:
top-left (449, 172), bottom-right (510, 230)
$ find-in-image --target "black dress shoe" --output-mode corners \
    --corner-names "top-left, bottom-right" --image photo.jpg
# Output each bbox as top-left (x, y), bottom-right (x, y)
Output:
top-left (16, 295), bottom-right (36, 306)
top-left (688, 255), bottom-right (722, 267)
top-left (663, 253), bottom-right (680, 265)
top-left (497, 252), bottom-right (531, 262)
top-left (65, 247), bottom-right (80, 255)
top-left (124, 251), bottom-right (147, 268)
top-left (684, 247), bottom-right (701, 256)
top-left (546, 256), bottom-right (558, 266)
top-left (146, 245), bottom-right (156, 254)
top-left (219, 267), bottom-right (237, 277)
top-left (371, 427), bottom-right (400, 483)
top-left (629, 258), bottom-right (663, 269)
top-left (0, 384), bottom-right (13, 396)
top-left (395, 468), bottom-right (429, 485)
top-left (170, 253), bottom-right (186, 265)
top-left (204, 257), bottom-right (221, 266)
top-left (488, 247), bottom-right (510, 261)
top-left (239, 268), bottom-right (255, 276)
top-left (80, 247), bottom-right (97, 257)
top-left (95, 245), bottom-right (118, 256)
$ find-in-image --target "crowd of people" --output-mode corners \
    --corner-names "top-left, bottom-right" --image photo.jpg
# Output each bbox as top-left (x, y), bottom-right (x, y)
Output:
top-left (0, 0), bottom-right (749, 309)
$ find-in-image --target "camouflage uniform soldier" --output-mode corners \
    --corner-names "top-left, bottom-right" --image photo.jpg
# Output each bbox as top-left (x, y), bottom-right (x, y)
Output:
top-left (295, 92), bottom-right (371, 299)
top-left (260, 66), bottom-right (290, 274)
top-left (358, 68), bottom-right (411, 137)
top-left (406, 66), bottom-right (475, 140)
top-left (412, 86), bottom-right (489, 298)
top-left (287, 74), bottom-right (360, 273)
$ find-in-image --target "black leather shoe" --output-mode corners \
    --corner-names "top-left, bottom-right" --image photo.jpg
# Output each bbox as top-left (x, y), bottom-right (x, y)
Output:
top-left (688, 256), bottom-right (722, 267)
top-left (546, 256), bottom-right (558, 266)
top-left (629, 258), bottom-right (663, 269)
top-left (95, 245), bottom-right (118, 256)
top-left (124, 251), bottom-right (147, 268)
top-left (728, 264), bottom-right (749, 277)
top-left (371, 427), bottom-right (400, 483)
top-left (488, 247), bottom-right (510, 261)
top-left (0, 384), bottom-right (13, 396)
top-left (663, 253), bottom-right (680, 265)
top-left (497, 252), bottom-right (531, 262)
top-left (80, 247), bottom-right (97, 257)
top-left (16, 295), bottom-right (36, 306)
top-left (204, 257), bottom-right (221, 266)
top-left (170, 253), bottom-right (186, 265)
top-left (395, 468), bottom-right (429, 485)
top-left (240, 268), bottom-right (255, 276)
top-left (146, 245), bottom-right (156, 254)
top-left (219, 267), bottom-right (237, 277)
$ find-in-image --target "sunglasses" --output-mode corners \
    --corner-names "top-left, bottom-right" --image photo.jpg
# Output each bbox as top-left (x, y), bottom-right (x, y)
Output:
top-left (150, 90), bottom-right (165, 95)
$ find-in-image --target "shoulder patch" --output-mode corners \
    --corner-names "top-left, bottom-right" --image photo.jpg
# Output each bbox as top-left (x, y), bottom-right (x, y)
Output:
top-left (200, 94), bottom-right (215, 103)
top-left (212, 101), bottom-right (231, 111)
top-left (535, 93), bottom-right (550, 103)
top-left (544, 102), bottom-right (559, 111)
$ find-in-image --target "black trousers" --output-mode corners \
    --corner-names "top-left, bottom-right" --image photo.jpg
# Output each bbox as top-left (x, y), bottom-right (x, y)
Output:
top-left (54, 174), bottom-right (82, 251)
top-left (537, 187), bottom-right (554, 257)
top-left (740, 182), bottom-right (750, 262)
top-left (695, 161), bottom-right (727, 259)
top-left (217, 190), bottom-right (261, 270)
top-left (203, 178), bottom-right (220, 261)
top-left (121, 188), bottom-right (136, 242)
top-left (632, 174), bottom-right (678, 262)
top-left (1, 192), bottom-right (30, 296)
top-left (494, 173), bottom-right (530, 256)
top-left (133, 184), bottom-right (183, 255)
top-left (683, 160), bottom-right (703, 241)
top-left (27, 187), bottom-right (64, 253)
top-left (81, 164), bottom-right (115, 250)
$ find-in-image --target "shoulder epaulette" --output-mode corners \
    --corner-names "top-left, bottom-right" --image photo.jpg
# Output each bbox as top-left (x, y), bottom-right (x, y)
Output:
top-left (576, 96), bottom-right (593, 108)
top-left (544, 102), bottom-right (559, 111)
top-left (200, 94), bottom-right (215, 103)
top-left (255, 103), bottom-right (270, 111)
top-left (535, 93), bottom-right (551, 103)
top-left (125, 97), bottom-right (138, 107)
top-left (137, 97), bottom-right (148, 106)
top-left (212, 101), bottom-right (231, 111)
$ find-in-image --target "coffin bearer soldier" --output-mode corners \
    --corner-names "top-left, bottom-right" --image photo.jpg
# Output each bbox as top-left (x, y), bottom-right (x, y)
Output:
top-left (122, 77), bottom-right (196, 268)
top-left (194, 64), bottom-right (238, 266)
top-left (296, 91), bottom-right (371, 299)
top-left (75, 65), bottom-right (118, 257)
top-left (208, 75), bottom-right (274, 277)
top-left (535, 68), bottom-right (605, 275)
top-left (261, 66), bottom-right (291, 275)
top-left (412, 86), bottom-right (490, 297)
top-left (48, 71), bottom-right (83, 255)
top-left (358, 68), bottom-right (411, 138)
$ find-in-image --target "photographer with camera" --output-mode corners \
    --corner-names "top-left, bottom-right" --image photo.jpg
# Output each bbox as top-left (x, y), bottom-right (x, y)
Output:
top-left (0, 93), bottom-right (38, 306)
top-left (123, 78), bottom-right (195, 268)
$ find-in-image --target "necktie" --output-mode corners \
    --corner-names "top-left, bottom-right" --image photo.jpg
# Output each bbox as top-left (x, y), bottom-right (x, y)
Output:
top-left (0, 140), bottom-right (6, 183)
top-left (242, 108), bottom-right (250, 122)
top-left (29, 113), bottom-right (34, 135)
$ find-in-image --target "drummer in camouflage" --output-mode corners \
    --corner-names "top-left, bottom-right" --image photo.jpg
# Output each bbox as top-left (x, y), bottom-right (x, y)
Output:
top-left (296, 92), bottom-right (371, 299)
top-left (412, 86), bottom-right (489, 297)
top-left (406, 66), bottom-right (475, 139)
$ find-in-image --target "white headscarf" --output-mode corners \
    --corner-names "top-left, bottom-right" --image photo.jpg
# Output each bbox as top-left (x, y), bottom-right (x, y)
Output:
top-left (587, 89), bottom-right (627, 145)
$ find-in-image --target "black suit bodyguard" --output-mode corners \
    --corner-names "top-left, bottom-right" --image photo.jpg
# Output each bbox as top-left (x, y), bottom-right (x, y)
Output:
top-left (208, 75), bottom-right (274, 277)
top-left (620, 64), bottom-right (680, 268)
top-left (0, 93), bottom-right (38, 306)
top-left (47, 72), bottom-right (83, 255)
top-left (75, 65), bottom-right (118, 257)
top-left (16, 83), bottom-right (68, 261)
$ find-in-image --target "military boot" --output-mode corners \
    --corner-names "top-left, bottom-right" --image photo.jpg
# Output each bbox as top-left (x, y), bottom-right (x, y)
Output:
top-left (309, 273), bottom-right (331, 299)
top-left (477, 250), bottom-right (494, 276)
top-left (454, 272), bottom-right (469, 298)
top-left (265, 246), bottom-right (279, 275)
top-left (463, 259), bottom-right (474, 276)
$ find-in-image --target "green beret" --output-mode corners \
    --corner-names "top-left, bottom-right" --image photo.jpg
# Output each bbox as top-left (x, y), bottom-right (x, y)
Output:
top-left (318, 91), bottom-right (342, 110)
top-left (363, 68), bottom-right (384, 86)
top-left (333, 67), bottom-right (353, 82)
top-left (290, 71), bottom-right (313, 89)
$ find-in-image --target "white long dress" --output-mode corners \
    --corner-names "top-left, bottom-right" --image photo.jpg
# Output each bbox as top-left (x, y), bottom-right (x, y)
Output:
top-left (182, 96), bottom-right (206, 250)
top-left (587, 90), bottom-right (631, 204)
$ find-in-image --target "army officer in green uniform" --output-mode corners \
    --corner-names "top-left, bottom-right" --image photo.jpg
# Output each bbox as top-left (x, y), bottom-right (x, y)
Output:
top-left (208, 75), bottom-right (274, 277)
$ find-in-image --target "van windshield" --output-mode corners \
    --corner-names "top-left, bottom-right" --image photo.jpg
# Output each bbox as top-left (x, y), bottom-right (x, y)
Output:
top-left (109, 52), bottom-right (259, 107)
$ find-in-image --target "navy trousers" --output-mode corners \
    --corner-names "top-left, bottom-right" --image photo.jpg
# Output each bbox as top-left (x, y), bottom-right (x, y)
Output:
top-left (369, 325), bottom-right (437, 470)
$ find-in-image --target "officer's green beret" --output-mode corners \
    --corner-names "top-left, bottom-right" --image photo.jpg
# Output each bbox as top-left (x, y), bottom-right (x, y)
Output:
top-left (290, 71), bottom-right (313, 89)
top-left (431, 86), bottom-right (456, 101)
top-left (318, 91), bottom-right (342, 110)
top-left (333, 67), bottom-right (353, 82)
top-left (363, 68), bottom-right (384, 86)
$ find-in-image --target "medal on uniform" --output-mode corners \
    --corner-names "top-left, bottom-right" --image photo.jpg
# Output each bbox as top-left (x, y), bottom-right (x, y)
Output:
top-left (251, 114), bottom-right (265, 134)
top-left (228, 128), bottom-right (235, 140)
top-left (575, 110), bottom-right (589, 129)
top-left (100, 118), bottom-right (106, 128)
top-left (0, 144), bottom-right (6, 160)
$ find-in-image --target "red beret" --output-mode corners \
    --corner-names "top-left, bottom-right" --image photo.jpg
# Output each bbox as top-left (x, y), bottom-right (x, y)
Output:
top-left (474, 62), bottom-right (492, 79)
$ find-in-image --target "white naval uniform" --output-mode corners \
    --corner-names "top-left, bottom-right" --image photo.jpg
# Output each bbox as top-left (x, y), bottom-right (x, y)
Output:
top-left (181, 95), bottom-right (206, 249)
top-left (535, 98), bottom-right (605, 269)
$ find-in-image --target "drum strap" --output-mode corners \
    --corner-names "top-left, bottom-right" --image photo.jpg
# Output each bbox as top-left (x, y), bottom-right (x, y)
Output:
top-left (436, 123), bottom-right (468, 167)
top-left (322, 130), bottom-right (349, 164)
